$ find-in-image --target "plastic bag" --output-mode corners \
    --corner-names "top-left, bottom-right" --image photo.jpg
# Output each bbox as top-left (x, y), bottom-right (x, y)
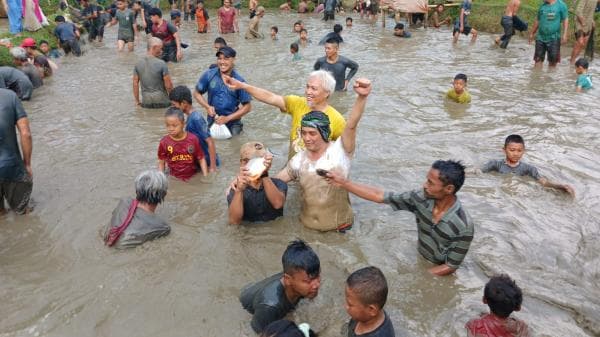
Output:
top-left (210, 123), bottom-right (232, 140)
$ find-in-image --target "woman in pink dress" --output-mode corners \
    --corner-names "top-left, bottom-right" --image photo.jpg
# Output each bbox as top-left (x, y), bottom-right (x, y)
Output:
top-left (217, 0), bottom-right (238, 33)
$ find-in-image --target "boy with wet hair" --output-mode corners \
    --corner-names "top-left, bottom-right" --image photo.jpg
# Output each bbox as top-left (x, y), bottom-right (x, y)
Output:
top-left (574, 58), bottom-right (592, 92)
top-left (346, 17), bottom-right (353, 27)
top-left (446, 73), bottom-right (471, 103)
top-left (345, 266), bottom-right (395, 337)
top-left (271, 26), bottom-right (279, 40)
top-left (466, 274), bottom-right (530, 337)
top-left (482, 134), bottom-right (575, 196)
top-left (240, 239), bottom-right (321, 334)
top-left (290, 42), bottom-right (301, 61)
top-left (393, 23), bottom-right (411, 38)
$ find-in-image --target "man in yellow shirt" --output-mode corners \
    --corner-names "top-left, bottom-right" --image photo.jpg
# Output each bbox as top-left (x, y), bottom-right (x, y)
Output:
top-left (222, 70), bottom-right (346, 158)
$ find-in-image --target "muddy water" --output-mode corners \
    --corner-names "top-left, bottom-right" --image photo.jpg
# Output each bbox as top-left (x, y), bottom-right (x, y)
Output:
top-left (1, 11), bottom-right (599, 337)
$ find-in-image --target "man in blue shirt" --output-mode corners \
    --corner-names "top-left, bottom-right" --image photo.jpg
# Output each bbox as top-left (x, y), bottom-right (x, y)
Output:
top-left (169, 85), bottom-right (219, 172)
top-left (193, 46), bottom-right (252, 136)
top-left (54, 16), bottom-right (81, 56)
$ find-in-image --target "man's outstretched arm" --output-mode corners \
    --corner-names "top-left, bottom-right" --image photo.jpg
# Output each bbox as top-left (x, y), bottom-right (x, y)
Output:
top-left (221, 74), bottom-right (287, 112)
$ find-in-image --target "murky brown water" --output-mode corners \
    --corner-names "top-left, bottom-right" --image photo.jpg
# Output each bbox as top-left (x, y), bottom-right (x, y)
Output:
top-left (1, 11), bottom-right (600, 337)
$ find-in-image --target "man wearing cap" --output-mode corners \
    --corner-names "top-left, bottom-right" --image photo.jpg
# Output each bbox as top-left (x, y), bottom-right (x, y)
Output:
top-left (0, 66), bottom-right (34, 101)
top-left (227, 142), bottom-right (287, 225)
top-left (10, 47), bottom-right (42, 89)
top-left (193, 46), bottom-right (252, 136)
top-left (269, 79), bottom-right (371, 232)
top-left (133, 37), bottom-right (173, 108)
top-left (222, 69), bottom-right (345, 158)
top-left (245, 6), bottom-right (265, 39)
top-left (20, 38), bottom-right (55, 78)
top-left (0, 87), bottom-right (33, 215)
top-left (149, 8), bottom-right (183, 62)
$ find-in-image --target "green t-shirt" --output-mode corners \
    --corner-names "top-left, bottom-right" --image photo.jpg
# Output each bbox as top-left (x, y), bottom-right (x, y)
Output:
top-left (446, 88), bottom-right (471, 103)
top-left (116, 8), bottom-right (135, 38)
top-left (536, 0), bottom-right (568, 43)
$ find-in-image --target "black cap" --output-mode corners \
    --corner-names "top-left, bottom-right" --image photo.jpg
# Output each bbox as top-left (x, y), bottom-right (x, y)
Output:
top-left (216, 46), bottom-right (236, 58)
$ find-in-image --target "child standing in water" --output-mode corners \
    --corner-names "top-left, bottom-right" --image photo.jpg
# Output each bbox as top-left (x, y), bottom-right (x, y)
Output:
top-left (290, 42), bottom-right (301, 61)
top-left (481, 134), bottom-right (575, 196)
top-left (446, 73), bottom-right (471, 103)
top-left (575, 58), bottom-right (593, 92)
top-left (453, 0), bottom-right (478, 43)
top-left (158, 107), bottom-right (208, 181)
top-left (466, 274), bottom-right (531, 337)
top-left (195, 1), bottom-right (210, 33)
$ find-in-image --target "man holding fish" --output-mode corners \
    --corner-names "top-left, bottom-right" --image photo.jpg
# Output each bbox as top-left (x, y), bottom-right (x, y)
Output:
top-left (227, 142), bottom-right (288, 225)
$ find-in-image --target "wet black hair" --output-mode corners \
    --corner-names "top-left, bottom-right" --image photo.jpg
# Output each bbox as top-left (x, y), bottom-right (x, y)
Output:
top-left (294, 20), bottom-right (303, 25)
top-left (169, 85), bottom-right (193, 104)
top-left (290, 42), bottom-right (299, 52)
top-left (148, 7), bottom-right (162, 17)
top-left (214, 37), bottom-right (227, 46)
top-left (346, 17), bottom-right (352, 22)
top-left (39, 39), bottom-right (49, 45)
top-left (346, 266), bottom-right (388, 309)
top-left (272, 26), bottom-right (279, 33)
top-left (55, 15), bottom-right (66, 22)
top-left (261, 320), bottom-right (317, 337)
top-left (282, 240), bottom-right (320, 278)
top-left (431, 160), bottom-right (466, 194)
top-left (333, 24), bottom-right (343, 33)
top-left (454, 73), bottom-right (468, 83)
top-left (484, 274), bottom-right (523, 318)
top-left (575, 58), bottom-right (589, 69)
top-left (436, 3), bottom-right (444, 8)
top-left (394, 23), bottom-right (404, 30)
top-left (504, 134), bottom-right (525, 147)
top-left (164, 106), bottom-right (185, 122)
top-left (300, 28), bottom-right (307, 34)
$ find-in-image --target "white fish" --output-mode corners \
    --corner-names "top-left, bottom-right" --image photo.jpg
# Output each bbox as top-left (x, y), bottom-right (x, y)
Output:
top-left (246, 157), bottom-right (267, 179)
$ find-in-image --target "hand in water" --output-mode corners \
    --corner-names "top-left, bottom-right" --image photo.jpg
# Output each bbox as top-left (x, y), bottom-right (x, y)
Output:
top-left (222, 74), bottom-right (243, 90)
top-left (562, 185), bottom-right (576, 197)
top-left (353, 78), bottom-right (372, 97)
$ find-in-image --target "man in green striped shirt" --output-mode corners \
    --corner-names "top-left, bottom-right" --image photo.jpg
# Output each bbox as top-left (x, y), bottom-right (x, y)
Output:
top-left (325, 160), bottom-right (473, 276)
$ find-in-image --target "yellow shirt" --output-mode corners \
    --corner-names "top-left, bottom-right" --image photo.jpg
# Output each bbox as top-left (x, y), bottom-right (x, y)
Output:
top-left (446, 89), bottom-right (471, 104)
top-left (284, 95), bottom-right (346, 144)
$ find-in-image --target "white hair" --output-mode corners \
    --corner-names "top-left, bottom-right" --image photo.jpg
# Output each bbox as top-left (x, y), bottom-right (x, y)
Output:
top-left (10, 47), bottom-right (28, 60)
top-left (135, 170), bottom-right (168, 204)
top-left (147, 37), bottom-right (163, 51)
top-left (308, 70), bottom-right (336, 95)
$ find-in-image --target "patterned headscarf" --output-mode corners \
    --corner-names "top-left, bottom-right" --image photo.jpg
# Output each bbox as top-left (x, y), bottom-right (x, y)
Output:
top-left (301, 111), bottom-right (331, 142)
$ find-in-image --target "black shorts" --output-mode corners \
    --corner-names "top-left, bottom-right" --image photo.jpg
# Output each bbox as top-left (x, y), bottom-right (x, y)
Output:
top-left (575, 29), bottom-right (591, 39)
top-left (118, 33), bottom-right (134, 43)
top-left (534, 39), bottom-right (560, 64)
top-left (453, 25), bottom-right (472, 35)
top-left (0, 175), bottom-right (33, 214)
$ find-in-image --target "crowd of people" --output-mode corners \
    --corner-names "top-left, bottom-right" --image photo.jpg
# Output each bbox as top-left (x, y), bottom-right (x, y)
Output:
top-left (1, 0), bottom-right (594, 335)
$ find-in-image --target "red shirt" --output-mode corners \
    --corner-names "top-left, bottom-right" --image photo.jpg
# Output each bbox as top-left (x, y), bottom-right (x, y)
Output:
top-left (466, 313), bottom-right (530, 337)
top-left (218, 7), bottom-right (236, 33)
top-left (158, 133), bottom-right (204, 181)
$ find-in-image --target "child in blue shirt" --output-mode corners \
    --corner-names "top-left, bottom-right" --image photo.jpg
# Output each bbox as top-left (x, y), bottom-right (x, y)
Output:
top-left (575, 58), bottom-right (592, 92)
top-left (290, 42), bottom-right (301, 61)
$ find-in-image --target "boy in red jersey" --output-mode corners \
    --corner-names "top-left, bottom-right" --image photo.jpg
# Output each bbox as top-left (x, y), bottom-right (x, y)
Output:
top-left (158, 107), bottom-right (208, 180)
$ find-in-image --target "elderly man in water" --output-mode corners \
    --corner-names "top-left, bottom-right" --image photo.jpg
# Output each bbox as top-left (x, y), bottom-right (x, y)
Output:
top-left (222, 70), bottom-right (346, 159)
top-left (104, 170), bottom-right (171, 249)
top-left (326, 160), bottom-right (474, 276)
top-left (133, 37), bottom-right (173, 108)
top-left (231, 79), bottom-right (369, 233)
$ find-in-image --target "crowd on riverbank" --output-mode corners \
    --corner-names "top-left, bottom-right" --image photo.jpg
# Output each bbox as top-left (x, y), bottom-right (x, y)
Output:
top-left (1, 0), bottom-right (596, 335)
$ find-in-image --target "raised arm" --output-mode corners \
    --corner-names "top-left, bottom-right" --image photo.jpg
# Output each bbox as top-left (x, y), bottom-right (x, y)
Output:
top-left (222, 74), bottom-right (287, 111)
top-left (341, 78), bottom-right (371, 155)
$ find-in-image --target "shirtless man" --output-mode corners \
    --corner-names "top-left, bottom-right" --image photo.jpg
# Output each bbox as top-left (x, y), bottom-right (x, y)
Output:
top-left (495, 0), bottom-right (528, 49)
top-left (249, 0), bottom-right (258, 18)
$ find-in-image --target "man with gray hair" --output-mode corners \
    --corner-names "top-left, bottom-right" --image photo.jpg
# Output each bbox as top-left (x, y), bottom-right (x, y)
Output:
top-left (0, 66), bottom-right (33, 101)
top-left (133, 37), bottom-right (173, 108)
top-left (10, 47), bottom-right (42, 89)
top-left (222, 69), bottom-right (346, 158)
top-left (104, 170), bottom-right (171, 249)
